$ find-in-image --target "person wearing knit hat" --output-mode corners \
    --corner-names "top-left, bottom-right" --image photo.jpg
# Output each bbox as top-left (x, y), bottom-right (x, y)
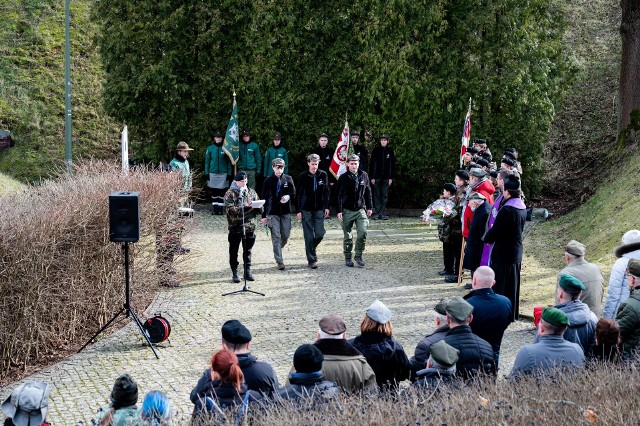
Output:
top-left (603, 229), bottom-right (640, 318)
top-left (536, 274), bottom-right (597, 356)
top-left (350, 301), bottom-right (411, 389)
top-left (224, 166), bottom-right (263, 283)
top-left (511, 307), bottom-right (585, 378)
top-left (556, 240), bottom-right (605, 315)
top-left (615, 258), bottom-right (640, 354)
top-left (92, 374), bottom-right (139, 425)
top-left (411, 340), bottom-right (459, 390)
top-left (409, 298), bottom-right (452, 380)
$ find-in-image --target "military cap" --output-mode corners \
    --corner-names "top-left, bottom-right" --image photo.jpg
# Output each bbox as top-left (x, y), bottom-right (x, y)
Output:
top-left (443, 183), bottom-right (457, 195)
top-left (319, 314), bottom-right (346, 335)
top-left (271, 131), bottom-right (283, 140)
top-left (455, 170), bottom-right (469, 181)
top-left (565, 240), bottom-right (586, 256)
top-left (541, 307), bottom-right (570, 327)
top-left (213, 130), bottom-right (224, 138)
top-left (445, 296), bottom-right (474, 322)
top-left (366, 300), bottom-right (392, 324)
top-left (318, 133), bottom-right (329, 139)
top-left (175, 141), bottom-right (193, 151)
top-left (221, 319), bottom-right (252, 344)
top-left (559, 274), bottom-right (586, 293)
top-left (627, 258), bottom-right (640, 278)
top-left (307, 153), bottom-right (321, 162)
top-left (503, 174), bottom-right (521, 191)
top-left (429, 340), bottom-right (460, 368)
top-left (467, 192), bottom-right (486, 201)
top-left (475, 158), bottom-right (490, 167)
top-left (469, 168), bottom-right (487, 178)
top-left (473, 138), bottom-right (487, 146)
top-left (466, 146), bottom-right (479, 154)
top-left (347, 154), bottom-right (360, 162)
top-left (501, 156), bottom-right (516, 167)
top-left (380, 134), bottom-right (391, 140)
top-left (234, 171), bottom-right (247, 181)
top-left (272, 158), bottom-right (285, 167)
top-left (502, 152), bottom-right (517, 162)
top-left (241, 129), bottom-right (252, 136)
top-left (434, 298), bottom-right (449, 316)
top-left (479, 151), bottom-right (493, 162)
top-left (350, 130), bottom-right (360, 137)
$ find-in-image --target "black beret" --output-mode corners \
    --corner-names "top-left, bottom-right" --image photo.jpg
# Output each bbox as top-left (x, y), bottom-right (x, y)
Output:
top-left (466, 146), bottom-right (479, 154)
top-left (503, 174), bottom-right (520, 191)
top-left (501, 156), bottom-right (516, 167)
top-left (443, 183), bottom-right (457, 194)
top-left (221, 320), bottom-right (252, 344)
top-left (479, 151), bottom-right (493, 162)
top-left (455, 169), bottom-right (469, 181)
top-left (234, 171), bottom-right (247, 181)
top-left (475, 158), bottom-right (489, 167)
top-left (293, 344), bottom-right (324, 373)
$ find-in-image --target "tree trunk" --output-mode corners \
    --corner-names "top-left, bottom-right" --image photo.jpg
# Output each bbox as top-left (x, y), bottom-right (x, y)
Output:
top-left (619, 0), bottom-right (640, 142)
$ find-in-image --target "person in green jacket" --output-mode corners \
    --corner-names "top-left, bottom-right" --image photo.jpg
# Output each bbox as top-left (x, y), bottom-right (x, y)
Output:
top-left (205, 131), bottom-right (233, 214)
top-left (263, 131), bottom-right (289, 177)
top-left (238, 129), bottom-right (262, 190)
top-left (169, 141), bottom-right (193, 191)
top-left (616, 258), bottom-right (640, 354)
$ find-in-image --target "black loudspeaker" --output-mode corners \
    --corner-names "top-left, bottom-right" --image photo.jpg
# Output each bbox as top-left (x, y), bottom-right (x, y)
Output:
top-left (109, 191), bottom-right (140, 242)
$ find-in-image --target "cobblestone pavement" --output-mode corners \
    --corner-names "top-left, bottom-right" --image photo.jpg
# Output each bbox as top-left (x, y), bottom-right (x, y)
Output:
top-left (0, 214), bottom-right (534, 424)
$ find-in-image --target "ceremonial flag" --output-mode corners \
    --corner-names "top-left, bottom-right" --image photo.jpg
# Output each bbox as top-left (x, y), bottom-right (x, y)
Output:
top-left (121, 125), bottom-right (129, 176)
top-left (223, 93), bottom-right (240, 165)
top-left (459, 98), bottom-right (472, 166)
top-left (329, 119), bottom-right (350, 179)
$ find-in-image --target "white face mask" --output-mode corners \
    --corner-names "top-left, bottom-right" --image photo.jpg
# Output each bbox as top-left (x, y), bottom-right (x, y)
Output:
top-left (470, 206), bottom-right (478, 212)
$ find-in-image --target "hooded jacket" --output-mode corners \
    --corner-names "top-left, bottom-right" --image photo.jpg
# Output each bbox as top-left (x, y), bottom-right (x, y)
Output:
top-left (534, 300), bottom-right (596, 355)
top-left (349, 332), bottom-right (411, 389)
top-left (276, 371), bottom-right (341, 404)
top-left (603, 241), bottom-right (640, 318)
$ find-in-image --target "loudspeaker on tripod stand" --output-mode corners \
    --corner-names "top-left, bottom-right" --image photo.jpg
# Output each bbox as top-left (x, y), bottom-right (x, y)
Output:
top-left (109, 191), bottom-right (140, 243)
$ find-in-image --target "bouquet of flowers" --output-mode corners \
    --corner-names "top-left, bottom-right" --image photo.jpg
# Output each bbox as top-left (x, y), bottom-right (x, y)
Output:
top-left (421, 198), bottom-right (456, 224)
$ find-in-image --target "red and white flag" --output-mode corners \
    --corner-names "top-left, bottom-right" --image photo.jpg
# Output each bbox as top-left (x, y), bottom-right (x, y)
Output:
top-left (330, 120), bottom-right (350, 179)
top-left (459, 98), bottom-right (472, 166)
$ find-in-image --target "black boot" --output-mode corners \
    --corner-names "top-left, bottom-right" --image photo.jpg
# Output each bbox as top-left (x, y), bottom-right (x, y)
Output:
top-left (244, 266), bottom-right (255, 281)
top-left (232, 270), bottom-right (240, 283)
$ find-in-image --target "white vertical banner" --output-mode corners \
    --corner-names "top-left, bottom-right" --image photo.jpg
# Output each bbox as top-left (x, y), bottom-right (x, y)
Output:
top-left (121, 125), bottom-right (129, 176)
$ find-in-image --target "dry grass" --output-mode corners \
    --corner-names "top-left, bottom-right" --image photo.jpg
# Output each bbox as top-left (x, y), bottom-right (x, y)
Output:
top-left (0, 161), bottom-right (191, 378)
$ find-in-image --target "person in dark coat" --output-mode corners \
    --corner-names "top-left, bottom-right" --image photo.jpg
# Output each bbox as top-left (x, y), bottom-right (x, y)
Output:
top-left (277, 344), bottom-right (341, 404)
top-left (369, 134), bottom-right (396, 220)
top-left (587, 318), bottom-right (622, 363)
top-left (191, 349), bottom-right (263, 414)
top-left (443, 296), bottom-right (496, 380)
top-left (464, 266), bottom-right (512, 368)
top-left (482, 174), bottom-right (527, 322)
top-left (462, 192), bottom-right (492, 289)
top-left (409, 298), bottom-right (450, 380)
top-left (350, 130), bottom-right (368, 173)
top-left (349, 300), bottom-right (411, 390)
top-left (191, 320), bottom-right (279, 403)
top-left (412, 340), bottom-right (460, 391)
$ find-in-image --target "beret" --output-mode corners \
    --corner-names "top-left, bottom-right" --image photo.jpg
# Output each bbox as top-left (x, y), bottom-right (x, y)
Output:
top-left (467, 192), bottom-right (486, 201)
top-left (221, 320), bottom-right (252, 344)
top-left (434, 298), bottom-right (449, 316)
top-left (558, 274), bottom-right (586, 293)
top-left (366, 300), bottom-right (392, 324)
top-left (234, 171), bottom-right (247, 181)
top-left (429, 340), bottom-right (459, 368)
top-left (542, 307), bottom-right (570, 327)
top-left (565, 240), bottom-right (586, 256)
top-left (443, 183), bottom-right (457, 194)
top-left (445, 296), bottom-right (474, 322)
top-left (469, 168), bottom-right (487, 178)
top-left (628, 258), bottom-right (640, 278)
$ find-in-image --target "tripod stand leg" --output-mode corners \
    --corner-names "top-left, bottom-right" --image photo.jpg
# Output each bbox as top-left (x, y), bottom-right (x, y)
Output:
top-left (78, 307), bottom-right (125, 353)
top-left (128, 307), bottom-right (160, 359)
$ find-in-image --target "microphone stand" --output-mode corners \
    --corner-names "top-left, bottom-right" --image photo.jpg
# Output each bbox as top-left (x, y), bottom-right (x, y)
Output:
top-left (223, 189), bottom-right (265, 297)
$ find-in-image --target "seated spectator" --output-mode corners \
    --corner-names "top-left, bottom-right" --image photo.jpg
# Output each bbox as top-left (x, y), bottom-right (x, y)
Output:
top-left (603, 229), bottom-right (640, 318)
top-left (349, 300), bottom-right (411, 389)
top-left (616, 259), bottom-right (640, 354)
top-left (191, 319), bottom-right (279, 403)
top-left (92, 374), bottom-right (139, 426)
top-left (1, 381), bottom-right (50, 426)
top-left (588, 318), bottom-right (621, 363)
top-left (535, 274), bottom-right (596, 355)
top-left (192, 349), bottom-right (263, 414)
top-left (277, 344), bottom-right (340, 403)
top-left (511, 307), bottom-right (585, 378)
top-left (412, 340), bottom-right (460, 391)
top-left (442, 296), bottom-right (496, 380)
top-left (464, 266), bottom-right (512, 368)
top-left (139, 390), bottom-right (172, 425)
top-left (409, 298), bottom-right (450, 380)
top-left (556, 240), bottom-right (604, 316)
top-left (312, 314), bottom-right (377, 393)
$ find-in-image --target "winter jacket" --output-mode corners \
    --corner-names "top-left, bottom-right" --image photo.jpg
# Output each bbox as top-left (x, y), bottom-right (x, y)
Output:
top-left (369, 145), bottom-right (396, 179)
top-left (224, 183), bottom-right (261, 234)
top-left (462, 201), bottom-right (491, 271)
top-left (483, 197), bottom-right (527, 264)
top-left (263, 145), bottom-right (289, 176)
top-left (616, 288), bottom-right (640, 353)
top-left (462, 178), bottom-right (495, 238)
top-left (337, 170), bottom-right (373, 213)
top-left (92, 406), bottom-right (139, 426)
top-left (411, 368), bottom-right (458, 391)
top-left (296, 170), bottom-right (330, 212)
top-left (192, 380), bottom-right (263, 414)
top-left (190, 352), bottom-right (279, 402)
top-left (261, 174), bottom-right (296, 217)
top-left (169, 154), bottom-right (192, 190)
top-left (349, 332), bottom-right (411, 389)
top-left (443, 325), bottom-right (496, 380)
top-left (312, 338), bottom-right (377, 393)
top-left (276, 371), bottom-right (341, 404)
top-left (534, 300), bottom-right (597, 356)
top-left (603, 241), bottom-right (640, 318)
top-left (510, 335), bottom-right (585, 379)
top-left (312, 145), bottom-right (334, 175)
top-left (466, 288), bottom-right (512, 357)
top-left (409, 324), bottom-right (450, 379)
top-left (204, 142), bottom-right (233, 176)
top-left (237, 140), bottom-right (262, 173)
top-left (353, 144), bottom-right (368, 173)
top-left (557, 258), bottom-right (605, 316)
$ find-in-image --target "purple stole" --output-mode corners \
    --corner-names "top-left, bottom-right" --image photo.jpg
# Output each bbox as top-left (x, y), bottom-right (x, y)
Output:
top-left (480, 195), bottom-right (526, 265)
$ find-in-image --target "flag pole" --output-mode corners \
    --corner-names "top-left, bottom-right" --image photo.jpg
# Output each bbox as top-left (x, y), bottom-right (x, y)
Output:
top-left (233, 88), bottom-right (237, 175)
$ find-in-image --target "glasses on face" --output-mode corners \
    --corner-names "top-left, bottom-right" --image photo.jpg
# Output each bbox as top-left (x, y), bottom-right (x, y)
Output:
top-left (274, 165), bottom-right (284, 169)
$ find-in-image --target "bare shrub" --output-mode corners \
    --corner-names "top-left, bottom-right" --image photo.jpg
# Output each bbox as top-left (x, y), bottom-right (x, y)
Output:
top-left (0, 160), bottom-right (190, 377)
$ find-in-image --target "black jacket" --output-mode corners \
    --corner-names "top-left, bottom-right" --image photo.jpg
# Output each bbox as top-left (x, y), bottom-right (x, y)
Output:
top-left (483, 203), bottom-right (526, 264)
top-left (261, 173), bottom-right (296, 217)
top-left (369, 145), bottom-right (396, 179)
top-left (192, 380), bottom-right (263, 413)
top-left (411, 368), bottom-right (459, 391)
top-left (276, 371), bottom-right (341, 403)
top-left (463, 201), bottom-right (492, 271)
top-left (296, 170), bottom-right (330, 212)
top-left (190, 352), bottom-right (279, 402)
top-left (337, 170), bottom-right (373, 213)
top-left (465, 288), bottom-right (513, 356)
top-left (443, 325), bottom-right (496, 380)
top-left (409, 324), bottom-right (450, 380)
top-left (312, 145), bottom-right (334, 175)
top-left (353, 144), bottom-right (369, 173)
top-left (349, 332), bottom-right (410, 389)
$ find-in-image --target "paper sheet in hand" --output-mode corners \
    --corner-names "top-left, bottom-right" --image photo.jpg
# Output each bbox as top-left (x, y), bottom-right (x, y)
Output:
top-left (251, 200), bottom-right (265, 208)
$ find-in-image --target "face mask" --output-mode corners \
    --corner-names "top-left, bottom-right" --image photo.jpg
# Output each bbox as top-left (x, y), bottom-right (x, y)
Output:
top-left (470, 205), bottom-right (477, 212)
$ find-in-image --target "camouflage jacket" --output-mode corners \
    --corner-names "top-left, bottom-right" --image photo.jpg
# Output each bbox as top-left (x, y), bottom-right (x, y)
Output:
top-left (224, 184), bottom-right (261, 233)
